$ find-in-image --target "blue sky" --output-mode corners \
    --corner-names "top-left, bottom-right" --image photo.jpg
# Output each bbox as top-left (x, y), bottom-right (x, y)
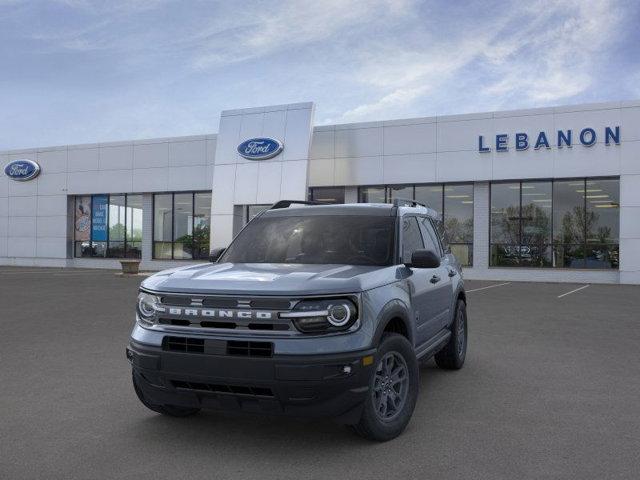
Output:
top-left (1, 0), bottom-right (639, 150)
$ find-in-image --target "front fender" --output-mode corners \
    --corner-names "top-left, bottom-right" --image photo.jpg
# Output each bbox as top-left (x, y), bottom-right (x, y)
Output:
top-left (370, 298), bottom-right (413, 347)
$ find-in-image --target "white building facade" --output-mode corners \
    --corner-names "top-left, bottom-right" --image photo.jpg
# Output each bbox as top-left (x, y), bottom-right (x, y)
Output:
top-left (1, 100), bottom-right (639, 284)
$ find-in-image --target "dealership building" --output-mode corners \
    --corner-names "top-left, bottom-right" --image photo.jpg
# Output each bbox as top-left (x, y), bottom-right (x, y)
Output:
top-left (1, 100), bottom-right (639, 284)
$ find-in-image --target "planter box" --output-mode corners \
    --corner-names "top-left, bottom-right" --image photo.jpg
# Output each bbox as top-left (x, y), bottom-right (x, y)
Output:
top-left (119, 259), bottom-right (141, 275)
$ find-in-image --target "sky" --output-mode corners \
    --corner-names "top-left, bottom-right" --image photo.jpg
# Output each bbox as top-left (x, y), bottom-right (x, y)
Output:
top-left (1, 0), bottom-right (639, 150)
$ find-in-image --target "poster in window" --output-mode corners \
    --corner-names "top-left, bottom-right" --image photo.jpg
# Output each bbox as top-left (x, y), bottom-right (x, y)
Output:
top-left (91, 195), bottom-right (108, 242)
top-left (75, 196), bottom-right (91, 241)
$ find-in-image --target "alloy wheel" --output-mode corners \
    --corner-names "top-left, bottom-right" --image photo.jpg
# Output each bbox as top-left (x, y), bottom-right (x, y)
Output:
top-left (456, 310), bottom-right (466, 358)
top-left (373, 352), bottom-right (409, 421)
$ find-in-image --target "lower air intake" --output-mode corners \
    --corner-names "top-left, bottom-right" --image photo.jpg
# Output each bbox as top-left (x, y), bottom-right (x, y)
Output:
top-left (227, 341), bottom-right (273, 357)
top-left (163, 336), bottom-right (204, 353)
top-left (171, 380), bottom-right (274, 397)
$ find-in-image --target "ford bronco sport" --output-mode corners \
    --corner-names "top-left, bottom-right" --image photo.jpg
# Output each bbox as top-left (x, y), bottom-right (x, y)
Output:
top-left (127, 199), bottom-right (467, 441)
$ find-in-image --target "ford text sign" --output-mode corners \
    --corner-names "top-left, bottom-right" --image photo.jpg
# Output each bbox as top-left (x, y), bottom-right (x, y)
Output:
top-left (237, 138), bottom-right (283, 160)
top-left (4, 159), bottom-right (41, 181)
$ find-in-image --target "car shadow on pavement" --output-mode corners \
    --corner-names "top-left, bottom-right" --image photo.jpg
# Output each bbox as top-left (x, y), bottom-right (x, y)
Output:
top-left (123, 359), bottom-right (453, 452)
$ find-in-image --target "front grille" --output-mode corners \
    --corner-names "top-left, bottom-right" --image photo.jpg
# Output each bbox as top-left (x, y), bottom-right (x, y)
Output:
top-left (249, 298), bottom-right (292, 309)
top-left (154, 294), bottom-right (297, 334)
top-left (227, 341), bottom-right (273, 357)
top-left (171, 380), bottom-right (274, 397)
top-left (158, 318), bottom-right (289, 331)
top-left (159, 295), bottom-right (192, 306)
top-left (163, 336), bottom-right (204, 353)
top-left (247, 323), bottom-right (289, 331)
top-left (201, 298), bottom-right (241, 308)
top-left (158, 295), bottom-right (292, 310)
top-left (160, 296), bottom-right (238, 309)
top-left (200, 321), bottom-right (236, 329)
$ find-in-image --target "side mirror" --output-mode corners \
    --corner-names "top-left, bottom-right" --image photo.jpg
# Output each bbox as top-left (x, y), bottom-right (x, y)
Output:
top-left (209, 247), bottom-right (225, 263)
top-left (407, 249), bottom-right (440, 269)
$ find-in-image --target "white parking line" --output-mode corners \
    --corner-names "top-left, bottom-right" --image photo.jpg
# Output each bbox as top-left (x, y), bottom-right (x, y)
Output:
top-left (0, 270), bottom-right (114, 276)
top-left (557, 284), bottom-right (590, 298)
top-left (0, 269), bottom-right (54, 273)
top-left (51, 273), bottom-right (116, 276)
top-left (466, 282), bottom-right (511, 293)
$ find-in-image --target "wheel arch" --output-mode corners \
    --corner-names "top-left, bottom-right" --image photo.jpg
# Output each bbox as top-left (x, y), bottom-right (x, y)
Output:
top-left (457, 289), bottom-right (466, 305)
top-left (372, 299), bottom-right (414, 347)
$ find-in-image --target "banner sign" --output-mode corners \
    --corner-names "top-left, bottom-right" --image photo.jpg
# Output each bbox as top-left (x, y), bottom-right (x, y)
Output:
top-left (91, 195), bottom-right (108, 242)
top-left (75, 196), bottom-right (91, 241)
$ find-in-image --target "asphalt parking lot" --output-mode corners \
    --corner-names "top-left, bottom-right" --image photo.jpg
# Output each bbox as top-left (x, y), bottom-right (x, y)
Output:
top-left (1, 268), bottom-right (639, 480)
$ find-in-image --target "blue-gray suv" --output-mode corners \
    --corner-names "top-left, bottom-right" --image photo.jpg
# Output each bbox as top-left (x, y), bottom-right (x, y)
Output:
top-left (127, 199), bottom-right (467, 441)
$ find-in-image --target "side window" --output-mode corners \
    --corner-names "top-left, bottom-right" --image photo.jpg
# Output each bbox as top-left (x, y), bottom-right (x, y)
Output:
top-left (419, 217), bottom-right (442, 256)
top-left (432, 218), bottom-right (451, 254)
top-left (402, 217), bottom-right (424, 264)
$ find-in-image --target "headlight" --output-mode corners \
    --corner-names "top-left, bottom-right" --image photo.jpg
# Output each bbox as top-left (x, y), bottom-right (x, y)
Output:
top-left (327, 303), bottom-right (352, 326)
top-left (281, 298), bottom-right (358, 333)
top-left (137, 291), bottom-right (161, 325)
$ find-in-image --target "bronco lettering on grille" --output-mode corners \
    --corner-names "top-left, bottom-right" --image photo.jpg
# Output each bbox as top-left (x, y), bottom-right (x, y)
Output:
top-left (163, 307), bottom-right (273, 320)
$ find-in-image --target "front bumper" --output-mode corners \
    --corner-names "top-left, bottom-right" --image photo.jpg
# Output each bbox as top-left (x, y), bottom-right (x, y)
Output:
top-left (127, 340), bottom-right (376, 423)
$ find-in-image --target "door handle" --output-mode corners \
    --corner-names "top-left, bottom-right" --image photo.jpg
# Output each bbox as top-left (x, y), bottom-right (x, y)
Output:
top-left (430, 275), bottom-right (441, 284)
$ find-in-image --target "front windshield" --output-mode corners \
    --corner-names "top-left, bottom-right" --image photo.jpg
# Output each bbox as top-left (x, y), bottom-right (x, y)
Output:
top-left (220, 215), bottom-right (396, 266)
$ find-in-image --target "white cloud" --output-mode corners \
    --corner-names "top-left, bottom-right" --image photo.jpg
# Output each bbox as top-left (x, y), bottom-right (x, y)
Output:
top-left (190, 0), bottom-right (415, 69)
top-left (339, 85), bottom-right (429, 121)
top-left (0, 0), bottom-right (634, 149)
top-left (482, 0), bottom-right (621, 105)
top-left (337, 36), bottom-right (493, 121)
top-left (334, 0), bottom-right (625, 122)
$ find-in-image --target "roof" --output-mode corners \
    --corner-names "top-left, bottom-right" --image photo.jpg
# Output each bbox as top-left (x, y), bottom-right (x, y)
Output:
top-left (261, 202), bottom-right (440, 218)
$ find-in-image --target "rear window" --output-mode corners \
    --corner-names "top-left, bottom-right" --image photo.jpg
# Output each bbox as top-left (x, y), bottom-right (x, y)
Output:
top-left (220, 215), bottom-right (396, 266)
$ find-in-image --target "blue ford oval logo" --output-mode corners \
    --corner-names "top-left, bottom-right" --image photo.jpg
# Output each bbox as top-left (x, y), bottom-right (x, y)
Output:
top-left (4, 159), bottom-right (41, 181)
top-left (237, 137), bottom-right (283, 160)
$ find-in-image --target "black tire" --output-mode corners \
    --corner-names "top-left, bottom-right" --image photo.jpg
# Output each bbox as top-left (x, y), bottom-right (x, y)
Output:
top-left (132, 372), bottom-right (200, 417)
top-left (434, 299), bottom-right (467, 370)
top-left (353, 333), bottom-right (419, 442)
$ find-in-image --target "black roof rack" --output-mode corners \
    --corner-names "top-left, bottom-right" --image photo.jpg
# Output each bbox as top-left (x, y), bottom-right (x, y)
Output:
top-left (269, 200), bottom-right (328, 210)
top-left (392, 198), bottom-right (429, 209)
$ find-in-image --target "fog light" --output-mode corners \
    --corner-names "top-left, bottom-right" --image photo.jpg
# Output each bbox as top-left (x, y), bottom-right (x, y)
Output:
top-left (342, 365), bottom-right (352, 375)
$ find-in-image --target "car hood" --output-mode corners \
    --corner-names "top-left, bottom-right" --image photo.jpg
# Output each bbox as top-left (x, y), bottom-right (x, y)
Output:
top-left (141, 262), bottom-right (399, 295)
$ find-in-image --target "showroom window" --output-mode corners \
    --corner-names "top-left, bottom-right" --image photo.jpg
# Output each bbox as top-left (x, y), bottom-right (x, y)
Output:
top-left (245, 204), bottom-right (271, 224)
top-left (308, 186), bottom-right (345, 204)
top-left (359, 186), bottom-right (386, 203)
top-left (74, 194), bottom-right (143, 258)
top-left (358, 184), bottom-right (473, 266)
top-left (490, 178), bottom-right (619, 269)
top-left (153, 192), bottom-right (211, 260)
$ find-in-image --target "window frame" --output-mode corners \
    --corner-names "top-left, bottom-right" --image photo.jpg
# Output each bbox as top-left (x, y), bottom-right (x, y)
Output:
top-left (357, 182), bottom-right (473, 266)
top-left (419, 216), bottom-right (444, 257)
top-left (308, 186), bottom-right (346, 204)
top-left (400, 215), bottom-right (426, 265)
top-left (244, 204), bottom-right (271, 224)
top-left (73, 193), bottom-right (143, 259)
top-left (358, 185), bottom-right (389, 203)
top-left (488, 177), bottom-right (620, 269)
top-left (151, 191), bottom-right (212, 260)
